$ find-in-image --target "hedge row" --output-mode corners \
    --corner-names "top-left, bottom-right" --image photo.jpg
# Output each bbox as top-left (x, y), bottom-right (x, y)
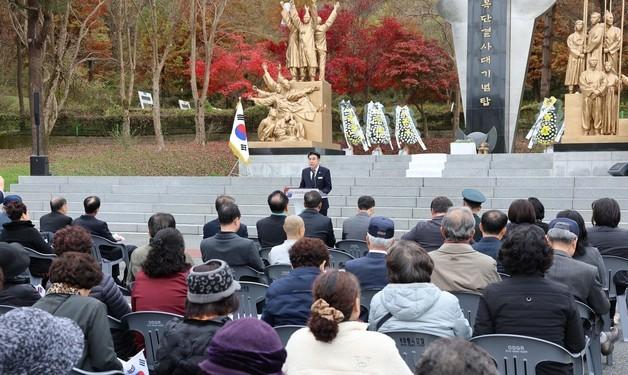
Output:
top-left (0, 105), bottom-right (456, 140)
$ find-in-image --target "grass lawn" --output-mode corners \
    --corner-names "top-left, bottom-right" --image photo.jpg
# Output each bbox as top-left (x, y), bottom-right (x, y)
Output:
top-left (0, 139), bottom-right (237, 189)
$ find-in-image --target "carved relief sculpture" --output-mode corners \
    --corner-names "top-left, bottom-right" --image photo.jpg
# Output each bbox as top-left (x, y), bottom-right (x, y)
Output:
top-left (281, 2), bottom-right (303, 81)
top-left (603, 61), bottom-right (620, 135)
top-left (579, 59), bottom-right (607, 135)
top-left (565, 20), bottom-right (585, 93)
top-left (604, 12), bottom-right (622, 74)
top-left (586, 12), bottom-right (605, 71)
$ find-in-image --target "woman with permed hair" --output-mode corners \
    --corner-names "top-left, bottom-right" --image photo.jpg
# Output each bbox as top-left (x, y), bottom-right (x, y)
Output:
top-left (132, 227), bottom-right (191, 315)
top-left (474, 225), bottom-right (585, 375)
top-left (33, 252), bottom-right (122, 372)
top-left (283, 270), bottom-right (412, 374)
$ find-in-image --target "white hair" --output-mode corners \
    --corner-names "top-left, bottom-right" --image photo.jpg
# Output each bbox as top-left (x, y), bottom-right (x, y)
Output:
top-left (367, 233), bottom-right (394, 249)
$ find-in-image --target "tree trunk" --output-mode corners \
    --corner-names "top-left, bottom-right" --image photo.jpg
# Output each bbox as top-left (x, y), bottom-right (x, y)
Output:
top-left (195, 105), bottom-right (206, 144)
top-left (452, 87), bottom-right (461, 137)
top-left (16, 34), bottom-right (25, 123)
top-left (419, 103), bottom-right (429, 138)
top-left (540, 6), bottom-right (555, 99)
top-left (151, 75), bottom-right (165, 150)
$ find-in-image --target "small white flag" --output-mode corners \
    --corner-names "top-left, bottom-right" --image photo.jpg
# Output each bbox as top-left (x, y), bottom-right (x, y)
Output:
top-left (229, 98), bottom-right (250, 164)
top-left (120, 350), bottom-right (150, 375)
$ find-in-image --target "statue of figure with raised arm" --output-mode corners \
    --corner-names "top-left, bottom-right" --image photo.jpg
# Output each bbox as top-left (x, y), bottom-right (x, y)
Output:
top-left (565, 20), bottom-right (585, 93)
top-left (280, 1), bottom-right (303, 81)
top-left (288, 0), bottom-right (318, 81)
top-left (603, 12), bottom-right (622, 74)
top-left (585, 12), bottom-right (605, 71)
top-left (313, 1), bottom-right (340, 81)
top-left (579, 58), bottom-right (607, 135)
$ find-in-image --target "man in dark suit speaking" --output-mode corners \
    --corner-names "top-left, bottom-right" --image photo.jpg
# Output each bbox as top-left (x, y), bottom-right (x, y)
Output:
top-left (299, 152), bottom-right (332, 216)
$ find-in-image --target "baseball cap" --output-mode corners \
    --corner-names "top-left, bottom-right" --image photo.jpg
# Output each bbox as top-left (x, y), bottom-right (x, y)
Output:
top-left (368, 216), bottom-right (395, 239)
top-left (548, 217), bottom-right (580, 237)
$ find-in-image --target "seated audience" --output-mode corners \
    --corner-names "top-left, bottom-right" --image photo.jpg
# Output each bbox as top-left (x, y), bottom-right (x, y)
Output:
top-left (415, 337), bottom-right (499, 375)
top-left (430, 207), bottom-right (500, 292)
top-left (369, 241), bottom-right (471, 338)
top-left (156, 260), bottom-right (240, 375)
top-left (545, 218), bottom-right (610, 316)
top-left (33, 253), bottom-right (122, 372)
top-left (133, 228), bottom-right (191, 315)
top-left (268, 215), bottom-right (305, 265)
top-left (556, 209), bottom-right (607, 287)
top-left (0, 242), bottom-right (41, 306)
top-left (203, 195), bottom-right (248, 239)
top-left (73, 195), bottom-right (136, 282)
top-left (462, 188), bottom-right (486, 242)
top-left (507, 198), bottom-right (537, 229)
top-left (299, 190), bottom-right (336, 247)
top-left (0, 307), bottom-right (84, 375)
top-left (402, 196), bottom-right (453, 251)
top-left (343, 216), bottom-right (395, 290)
top-left (39, 196), bottom-right (73, 233)
top-left (0, 199), bottom-right (54, 277)
top-left (528, 197), bottom-right (549, 233)
top-left (587, 197), bottom-right (628, 256)
top-left (128, 212), bottom-right (192, 283)
top-left (283, 270), bottom-right (412, 374)
top-left (199, 318), bottom-right (286, 374)
top-left (342, 195), bottom-right (375, 241)
top-left (256, 190), bottom-right (289, 248)
top-left (262, 237), bottom-right (329, 327)
top-left (200, 202), bottom-right (264, 271)
top-left (474, 225), bottom-right (585, 375)
top-left (472, 210), bottom-right (508, 260)
top-left (53, 226), bottom-right (130, 320)
top-left (0, 191), bottom-right (8, 234)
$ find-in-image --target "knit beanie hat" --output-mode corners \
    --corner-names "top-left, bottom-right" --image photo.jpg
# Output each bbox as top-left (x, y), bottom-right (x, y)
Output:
top-left (187, 259), bottom-right (241, 304)
top-left (199, 318), bottom-right (287, 375)
top-left (0, 307), bottom-right (84, 375)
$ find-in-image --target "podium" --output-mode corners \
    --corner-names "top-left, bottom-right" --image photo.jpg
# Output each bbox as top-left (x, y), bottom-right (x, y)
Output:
top-left (285, 188), bottom-right (325, 215)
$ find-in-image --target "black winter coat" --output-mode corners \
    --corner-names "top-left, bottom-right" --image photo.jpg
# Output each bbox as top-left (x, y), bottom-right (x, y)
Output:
top-left (0, 221), bottom-right (54, 276)
top-left (0, 277), bottom-right (41, 306)
top-left (156, 317), bottom-right (229, 375)
top-left (474, 275), bottom-right (586, 375)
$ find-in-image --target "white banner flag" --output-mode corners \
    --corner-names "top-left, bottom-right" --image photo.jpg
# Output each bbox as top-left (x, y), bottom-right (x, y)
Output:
top-left (229, 98), bottom-right (250, 164)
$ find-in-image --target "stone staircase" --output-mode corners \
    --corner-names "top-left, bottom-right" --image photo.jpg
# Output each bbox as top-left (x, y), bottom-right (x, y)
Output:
top-left (9, 163), bottom-right (628, 249)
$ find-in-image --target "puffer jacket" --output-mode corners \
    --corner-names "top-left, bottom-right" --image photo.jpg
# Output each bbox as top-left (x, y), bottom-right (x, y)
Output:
top-left (368, 282), bottom-right (472, 338)
top-left (156, 317), bottom-right (229, 375)
top-left (90, 274), bottom-right (131, 319)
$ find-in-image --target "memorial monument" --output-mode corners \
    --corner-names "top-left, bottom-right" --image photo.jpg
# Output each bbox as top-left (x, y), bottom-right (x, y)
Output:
top-left (437, 0), bottom-right (557, 153)
top-left (248, 0), bottom-right (341, 154)
top-left (561, 1), bottom-right (626, 147)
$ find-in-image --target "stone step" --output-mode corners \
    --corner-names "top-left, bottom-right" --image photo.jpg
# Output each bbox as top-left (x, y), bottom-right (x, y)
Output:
top-left (442, 169), bottom-right (489, 177)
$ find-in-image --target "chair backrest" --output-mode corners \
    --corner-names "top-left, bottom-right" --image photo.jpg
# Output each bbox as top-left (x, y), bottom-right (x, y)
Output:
top-left (498, 272), bottom-right (511, 279)
top-left (471, 334), bottom-right (587, 375)
top-left (451, 291), bottom-right (481, 328)
top-left (274, 325), bottom-right (305, 347)
top-left (335, 240), bottom-right (368, 258)
top-left (360, 288), bottom-right (382, 310)
top-left (329, 249), bottom-right (355, 269)
top-left (231, 265), bottom-right (266, 283)
top-left (23, 247), bottom-right (57, 287)
top-left (234, 281), bottom-right (269, 319)
top-left (91, 235), bottom-right (127, 262)
top-left (107, 315), bottom-right (125, 331)
top-left (259, 247), bottom-right (272, 262)
top-left (265, 264), bottom-right (293, 284)
top-left (69, 368), bottom-right (124, 375)
top-left (40, 231), bottom-right (54, 245)
top-left (121, 311), bottom-right (182, 372)
top-left (0, 305), bottom-right (16, 315)
top-left (601, 255), bottom-right (628, 298)
top-left (384, 330), bottom-right (442, 370)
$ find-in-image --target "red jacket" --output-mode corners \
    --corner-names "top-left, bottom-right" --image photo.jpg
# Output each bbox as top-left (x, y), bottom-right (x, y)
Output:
top-left (132, 269), bottom-right (189, 315)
